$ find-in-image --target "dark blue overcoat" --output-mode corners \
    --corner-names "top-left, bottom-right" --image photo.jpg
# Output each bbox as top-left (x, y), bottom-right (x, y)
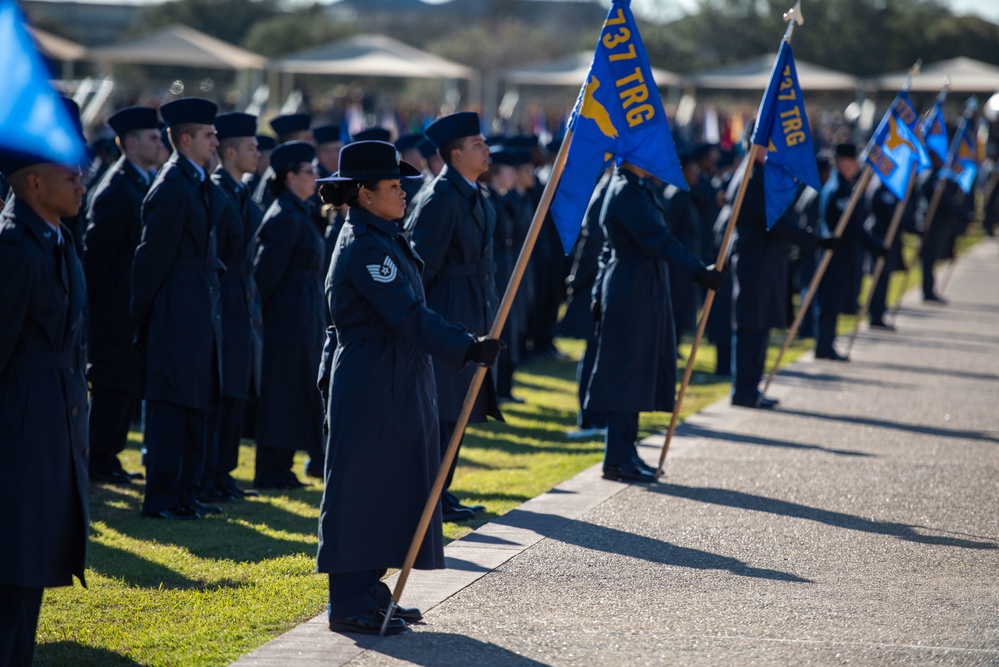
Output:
top-left (317, 209), bottom-right (472, 573)
top-left (405, 165), bottom-right (502, 423)
top-left (253, 190), bottom-right (325, 451)
top-left (132, 154), bottom-right (223, 410)
top-left (84, 157), bottom-right (148, 392)
top-left (0, 199), bottom-right (89, 588)
top-left (585, 167), bottom-right (704, 414)
top-left (662, 184), bottom-right (702, 336)
top-left (211, 168), bottom-right (264, 400)
top-left (559, 171), bottom-right (610, 340)
top-left (732, 163), bottom-right (818, 330)
top-left (818, 170), bottom-right (877, 316)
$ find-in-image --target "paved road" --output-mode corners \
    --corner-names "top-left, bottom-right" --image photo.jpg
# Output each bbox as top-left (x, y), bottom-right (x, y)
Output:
top-left (234, 238), bottom-right (999, 666)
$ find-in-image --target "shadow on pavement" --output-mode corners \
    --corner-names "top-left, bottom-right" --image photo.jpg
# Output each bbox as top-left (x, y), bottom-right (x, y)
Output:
top-left (774, 407), bottom-right (999, 443)
top-left (680, 424), bottom-right (876, 458)
top-left (365, 631), bottom-right (552, 666)
top-left (551, 516), bottom-right (813, 582)
top-left (651, 484), bottom-right (998, 550)
top-left (861, 360), bottom-right (999, 383)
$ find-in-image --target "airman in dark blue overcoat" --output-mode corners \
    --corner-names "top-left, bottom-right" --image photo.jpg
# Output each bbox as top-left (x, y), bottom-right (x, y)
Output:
top-left (919, 163), bottom-right (973, 303)
top-left (203, 113), bottom-right (264, 499)
top-left (585, 162), bottom-right (721, 483)
top-left (730, 154), bottom-right (826, 408)
top-left (132, 98), bottom-right (224, 519)
top-left (84, 105), bottom-right (160, 484)
top-left (405, 112), bottom-right (503, 520)
top-left (0, 153), bottom-right (90, 666)
top-left (816, 143), bottom-right (883, 360)
top-left (315, 140), bottom-right (502, 635)
top-left (252, 141), bottom-right (326, 489)
top-left (867, 179), bottom-right (914, 327)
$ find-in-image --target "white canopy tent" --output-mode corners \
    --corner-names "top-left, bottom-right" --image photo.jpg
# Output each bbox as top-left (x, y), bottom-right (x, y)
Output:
top-left (30, 26), bottom-right (86, 62)
top-left (872, 57), bottom-right (999, 93)
top-left (501, 51), bottom-right (684, 88)
top-left (87, 24), bottom-right (267, 70)
top-left (690, 54), bottom-right (859, 91)
top-left (272, 34), bottom-right (474, 80)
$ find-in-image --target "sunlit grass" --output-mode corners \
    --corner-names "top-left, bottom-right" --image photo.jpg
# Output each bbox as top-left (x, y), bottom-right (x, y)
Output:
top-left (37, 255), bottom-right (925, 664)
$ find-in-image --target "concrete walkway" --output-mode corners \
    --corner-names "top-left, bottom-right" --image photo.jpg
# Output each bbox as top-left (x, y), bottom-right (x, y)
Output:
top-left (233, 238), bottom-right (999, 666)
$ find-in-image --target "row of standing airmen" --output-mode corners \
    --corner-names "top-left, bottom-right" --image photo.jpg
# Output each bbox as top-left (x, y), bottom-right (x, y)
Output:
top-left (3, 93), bottom-right (996, 652)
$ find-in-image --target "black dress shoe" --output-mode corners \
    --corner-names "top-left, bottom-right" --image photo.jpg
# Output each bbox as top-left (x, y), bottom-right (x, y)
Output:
top-left (602, 461), bottom-right (657, 483)
top-left (923, 293), bottom-right (947, 304)
top-left (815, 349), bottom-right (849, 361)
top-left (441, 506), bottom-right (475, 522)
top-left (283, 472), bottom-right (308, 488)
top-left (329, 610), bottom-right (408, 636)
top-left (869, 320), bottom-right (896, 330)
top-left (631, 457), bottom-right (658, 474)
top-left (188, 502), bottom-right (223, 516)
top-left (731, 394), bottom-right (778, 409)
top-left (142, 506), bottom-right (200, 520)
top-left (90, 469), bottom-right (133, 484)
top-left (382, 605), bottom-right (423, 623)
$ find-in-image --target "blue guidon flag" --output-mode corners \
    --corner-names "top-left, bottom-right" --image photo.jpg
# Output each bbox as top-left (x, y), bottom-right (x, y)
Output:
top-left (0, 0), bottom-right (87, 166)
top-left (751, 39), bottom-right (821, 229)
top-left (943, 115), bottom-right (978, 194)
top-left (919, 93), bottom-right (950, 164)
top-left (864, 91), bottom-right (931, 200)
top-left (550, 0), bottom-right (685, 253)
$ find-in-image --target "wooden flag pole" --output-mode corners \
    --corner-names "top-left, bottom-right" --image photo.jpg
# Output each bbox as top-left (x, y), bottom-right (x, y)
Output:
top-left (381, 128), bottom-right (574, 635)
top-left (888, 171), bottom-right (947, 321)
top-left (757, 165), bottom-right (873, 404)
top-left (655, 145), bottom-right (761, 473)
top-left (889, 93), bottom-right (977, 321)
top-left (844, 169), bottom-right (917, 358)
top-left (657, 0), bottom-right (803, 473)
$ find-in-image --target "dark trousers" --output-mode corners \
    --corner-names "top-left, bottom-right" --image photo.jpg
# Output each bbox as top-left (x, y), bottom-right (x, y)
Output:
top-left (603, 411), bottom-right (639, 468)
top-left (328, 570), bottom-right (388, 619)
top-left (706, 279), bottom-right (733, 375)
top-left (88, 384), bottom-right (134, 474)
top-left (816, 308), bottom-right (838, 356)
top-left (733, 328), bottom-right (768, 403)
top-left (254, 446), bottom-right (294, 487)
top-left (869, 265), bottom-right (891, 324)
top-left (496, 348), bottom-right (515, 398)
top-left (204, 396), bottom-right (244, 491)
top-left (438, 419), bottom-right (465, 509)
top-left (576, 330), bottom-right (606, 429)
top-left (143, 401), bottom-right (207, 515)
top-left (0, 584), bottom-right (43, 667)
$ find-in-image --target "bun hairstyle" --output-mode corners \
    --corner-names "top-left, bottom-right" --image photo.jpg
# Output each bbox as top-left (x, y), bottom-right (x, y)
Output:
top-left (318, 179), bottom-right (380, 209)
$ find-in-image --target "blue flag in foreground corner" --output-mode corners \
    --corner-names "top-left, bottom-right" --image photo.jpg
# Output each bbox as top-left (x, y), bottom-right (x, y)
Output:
top-left (919, 96), bottom-right (949, 164)
top-left (864, 94), bottom-right (931, 200)
top-left (550, 0), bottom-right (685, 253)
top-left (944, 117), bottom-right (978, 194)
top-left (750, 40), bottom-right (821, 229)
top-left (0, 0), bottom-right (86, 167)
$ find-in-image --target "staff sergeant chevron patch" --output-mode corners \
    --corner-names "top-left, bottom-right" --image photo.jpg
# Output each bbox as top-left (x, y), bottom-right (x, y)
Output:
top-left (366, 255), bottom-right (398, 283)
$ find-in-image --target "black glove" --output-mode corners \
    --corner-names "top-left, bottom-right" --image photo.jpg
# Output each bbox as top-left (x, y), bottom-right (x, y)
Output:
top-left (818, 236), bottom-right (840, 251)
top-left (466, 336), bottom-right (506, 366)
top-left (872, 244), bottom-right (889, 258)
top-left (693, 264), bottom-right (725, 291)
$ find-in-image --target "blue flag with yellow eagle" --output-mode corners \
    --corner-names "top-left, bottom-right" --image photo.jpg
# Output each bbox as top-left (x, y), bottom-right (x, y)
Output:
top-left (943, 116), bottom-right (978, 194)
top-left (0, 0), bottom-right (86, 168)
top-left (751, 40), bottom-right (821, 229)
top-left (864, 92), bottom-right (930, 200)
top-left (550, 0), bottom-right (684, 253)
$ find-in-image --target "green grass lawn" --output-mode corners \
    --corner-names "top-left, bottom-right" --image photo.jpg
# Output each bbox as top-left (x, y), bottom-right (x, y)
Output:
top-left (34, 243), bottom-right (942, 665)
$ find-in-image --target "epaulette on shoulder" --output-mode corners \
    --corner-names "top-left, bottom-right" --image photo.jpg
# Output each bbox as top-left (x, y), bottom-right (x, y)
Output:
top-left (432, 177), bottom-right (453, 194)
top-left (0, 214), bottom-right (24, 244)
